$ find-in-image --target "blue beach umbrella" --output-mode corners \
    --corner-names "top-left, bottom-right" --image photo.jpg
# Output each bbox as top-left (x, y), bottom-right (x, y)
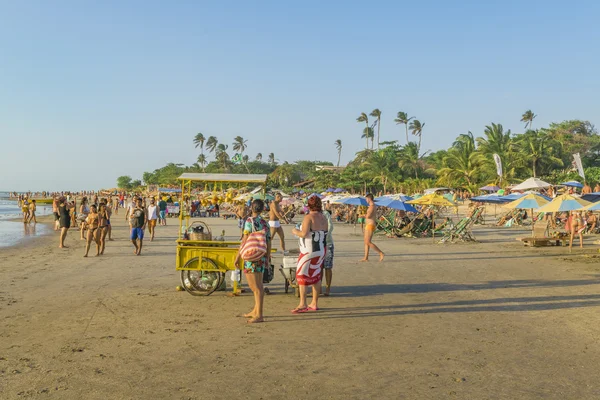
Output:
top-left (561, 181), bottom-right (584, 189)
top-left (333, 188), bottom-right (345, 193)
top-left (340, 196), bottom-right (369, 206)
top-left (375, 198), bottom-right (417, 212)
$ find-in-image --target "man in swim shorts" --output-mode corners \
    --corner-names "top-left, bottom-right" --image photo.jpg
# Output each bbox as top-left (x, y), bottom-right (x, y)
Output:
top-left (361, 193), bottom-right (384, 262)
top-left (158, 197), bottom-right (167, 226)
top-left (129, 198), bottom-right (147, 255)
top-left (268, 193), bottom-right (287, 254)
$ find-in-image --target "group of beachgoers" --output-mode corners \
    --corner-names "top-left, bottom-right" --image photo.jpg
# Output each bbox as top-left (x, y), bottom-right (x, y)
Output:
top-left (234, 193), bottom-right (383, 324)
top-left (47, 194), bottom-right (169, 257)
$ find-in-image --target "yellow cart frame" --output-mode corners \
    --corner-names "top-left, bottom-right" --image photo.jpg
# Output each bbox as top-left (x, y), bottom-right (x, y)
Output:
top-left (174, 173), bottom-right (268, 296)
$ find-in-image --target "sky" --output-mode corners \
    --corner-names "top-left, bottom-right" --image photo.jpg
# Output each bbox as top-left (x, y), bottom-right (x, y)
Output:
top-left (1, 0), bottom-right (599, 191)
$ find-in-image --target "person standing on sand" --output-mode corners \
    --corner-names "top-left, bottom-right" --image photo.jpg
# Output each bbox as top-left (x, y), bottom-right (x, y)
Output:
top-left (146, 198), bottom-right (159, 241)
top-left (292, 195), bottom-right (328, 313)
top-left (582, 182), bottom-right (592, 195)
top-left (27, 200), bottom-right (37, 224)
top-left (129, 198), bottom-right (147, 255)
top-left (234, 199), bottom-right (271, 324)
top-left (361, 194), bottom-right (384, 262)
top-left (83, 205), bottom-right (100, 257)
top-left (79, 197), bottom-right (90, 240)
top-left (58, 197), bottom-right (74, 248)
top-left (158, 197), bottom-right (167, 226)
top-left (322, 201), bottom-right (334, 296)
top-left (269, 193), bottom-right (288, 255)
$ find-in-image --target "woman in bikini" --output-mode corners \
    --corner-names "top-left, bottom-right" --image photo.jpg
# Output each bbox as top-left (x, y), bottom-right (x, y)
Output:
top-left (97, 202), bottom-right (109, 255)
top-left (79, 197), bottom-right (90, 240)
top-left (569, 211), bottom-right (585, 251)
top-left (291, 195), bottom-right (328, 313)
top-left (84, 205), bottom-right (100, 257)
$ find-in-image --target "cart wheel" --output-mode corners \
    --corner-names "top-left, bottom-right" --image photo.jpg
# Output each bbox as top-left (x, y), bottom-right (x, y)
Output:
top-left (284, 279), bottom-right (290, 294)
top-left (180, 257), bottom-right (224, 296)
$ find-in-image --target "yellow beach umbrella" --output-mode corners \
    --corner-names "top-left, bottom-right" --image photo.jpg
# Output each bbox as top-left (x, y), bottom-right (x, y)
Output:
top-left (503, 193), bottom-right (549, 210)
top-left (407, 193), bottom-right (456, 207)
top-left (536, 194), bottom-right (590, 213)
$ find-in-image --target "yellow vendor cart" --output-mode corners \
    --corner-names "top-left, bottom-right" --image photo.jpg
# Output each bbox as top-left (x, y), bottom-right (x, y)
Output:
top-left (175, 173), bottom-right (268, 296)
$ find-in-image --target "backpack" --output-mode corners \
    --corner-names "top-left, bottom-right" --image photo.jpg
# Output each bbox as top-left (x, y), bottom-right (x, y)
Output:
top-left (240, 218), bottom-right (267, 261)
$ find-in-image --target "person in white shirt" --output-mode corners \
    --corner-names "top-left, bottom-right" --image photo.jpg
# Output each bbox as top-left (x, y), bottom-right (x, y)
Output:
top-left (146, 198), bottom-right (159, 241)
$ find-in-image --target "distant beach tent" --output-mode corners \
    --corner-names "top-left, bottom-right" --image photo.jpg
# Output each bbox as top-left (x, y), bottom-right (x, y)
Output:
top-left (375, 198), bottom-right (417, 212)
top-left (503, 193), bottom-right (549, 210)
top-left (536, 194), bottom-right (590, 213)
top-left (511, 177), bottom-right (552, 191)
top-left (560, 181), bottom-right (584, 189)
top-left (480, 185), bottom-right (501, 192)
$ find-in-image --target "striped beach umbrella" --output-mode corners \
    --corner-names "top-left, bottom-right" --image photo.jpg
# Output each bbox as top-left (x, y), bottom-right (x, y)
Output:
top-left (503, 193), bottom-right (549, 210)
top-left (536, 194), bottom-right (590, 213)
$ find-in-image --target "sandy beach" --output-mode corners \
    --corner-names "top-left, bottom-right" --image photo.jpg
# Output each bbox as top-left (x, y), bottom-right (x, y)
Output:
top-left (2, 210), bottom-right (600, 399)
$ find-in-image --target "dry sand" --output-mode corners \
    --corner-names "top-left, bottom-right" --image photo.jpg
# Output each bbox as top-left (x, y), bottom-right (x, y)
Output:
top-left (2, 210), bottom-right (600, 399)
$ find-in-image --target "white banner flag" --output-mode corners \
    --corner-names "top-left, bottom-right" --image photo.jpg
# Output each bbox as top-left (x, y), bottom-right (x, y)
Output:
top-left (573, 153), bottom-right (585, 180)
top-left (493, 154), bottom-right (503, 177)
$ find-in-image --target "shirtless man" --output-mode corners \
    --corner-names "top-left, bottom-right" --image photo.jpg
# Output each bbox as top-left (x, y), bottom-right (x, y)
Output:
top-left (269, 193), bottom-right (287, 254)
top-left (361, 193), bottom-right (384, 262)
top-left (236, 201), bottom-right (249, 239)
top-left (582, 182), bottom-right (592, 195)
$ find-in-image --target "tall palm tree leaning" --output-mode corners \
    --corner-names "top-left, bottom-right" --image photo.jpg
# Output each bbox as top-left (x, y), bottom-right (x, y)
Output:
top-left (268, 153), bottom-right (275, 165)
top-left (361, 127), bottom-right (374, 149)
top-left (370, 109), bottom-right (382, 150)
top-left (193, 132), bottom-right (205, 156)
top-left (256, 153), bottom-right (263, 162)
top-left (206, 136), bottom-right (218, 157)
top-left (232, 136), bottom-right (249, 172)
top-left (197, 154), bottom-right (207, 172)
top-left (356, 112), bottom-right (369, 149)
top-left (409, 119), bottom-right (425, 154)
top-left (521, 110), bottom-right (537, 130)
top-left (394, 112), bottom-right (414, 145)
top-left (334, 139), bottom-right (342, 167)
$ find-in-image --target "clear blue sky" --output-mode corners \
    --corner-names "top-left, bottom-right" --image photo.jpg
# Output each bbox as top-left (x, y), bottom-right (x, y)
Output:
top-left (1, 0), bottom-right (598, 191)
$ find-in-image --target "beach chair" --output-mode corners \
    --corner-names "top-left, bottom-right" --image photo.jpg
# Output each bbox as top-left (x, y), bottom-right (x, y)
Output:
top-left (517, 221), bottom-right (566, 247)
top-left (376, 210), bottom-right (397, 236)
top-left (438, 207), bottom-right (482, 243)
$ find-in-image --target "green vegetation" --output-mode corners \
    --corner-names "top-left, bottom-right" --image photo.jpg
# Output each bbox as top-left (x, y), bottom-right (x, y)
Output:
top-left (119, 112), bottom-right (600, 194)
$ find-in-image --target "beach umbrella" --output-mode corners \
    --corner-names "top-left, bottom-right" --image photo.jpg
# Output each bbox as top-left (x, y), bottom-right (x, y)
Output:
top-left (406, 193), bottom-right (456, 207)
top-left (561, 181), bottom-right (584, 189)
top-left (325, 188), bottom-right (336, 193)
top-left (511, 177), bottom-right (552, 191)
top-left (536, 194), bottom-right (590, 213)
top-left (340, 196), bottom-right (368, 206)
top-left (375, 198), bottom-right (417, 212)
top-left (480, 185), bottom-right (501, 192)
top-left (375, 193), bottom-right (413, 202)
top-left (471, 194), bottom-right (504, 204)
top-left (581, 200), bottom-right (600, 211)
top-left (503, 193), bottom-right (549, 210)
top-left (333, 188), bottom-right (345, 193)
top-left (253, 193), bottom-right (274, 201)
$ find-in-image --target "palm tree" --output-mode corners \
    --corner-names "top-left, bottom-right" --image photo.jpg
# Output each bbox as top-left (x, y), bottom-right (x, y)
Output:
top-left (357, 112), bottom-right (369, 149)
top-left (242, 155), bottom-right (249, 165)
top-left (476, 123), bottom-right (517, 183)
top-left (370, 109), bottom-right (382, 150)
top-left (268, 153), bottom-right (275, 165)
top-left (397, 142), bottom-right (424, 178)
top-left (193, 133), bottom-right (205, 155)
top-left (256, 153), bottom-right (263, 162)
top-left (394, 112), bottom-right (414, 144)
top-left (197, 154), bottom-right (207, 172)
top-left (206, 136), bottom-right (218, 156)
top-left (409, 119), bottom-right (425, 154)
top-left (438, 132), bottom-right (485, 187)
top-left (334, 139), bottom-right (342, 167)
top-left (521, 110), bottom-right (537, 130)
top-left (215, 144), bottom-right (230, 171)
top-left (361, 127), bottom-right (374, 148)
top-left (232, 136), bottom-right (248, 156)
top-left (516, 130), bottom-right (563, 177)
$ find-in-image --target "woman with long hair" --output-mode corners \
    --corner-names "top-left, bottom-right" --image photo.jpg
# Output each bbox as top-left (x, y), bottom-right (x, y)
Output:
top-left (79, 197), bottom-right (90, 240)
top-left (234, 199), bottom-right (271, 324)
top-left (292, 195), bottom-right (328, 313)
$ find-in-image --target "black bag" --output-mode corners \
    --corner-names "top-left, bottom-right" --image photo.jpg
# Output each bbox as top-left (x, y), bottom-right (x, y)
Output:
top-left (263, 264), bottom-right (274, 284)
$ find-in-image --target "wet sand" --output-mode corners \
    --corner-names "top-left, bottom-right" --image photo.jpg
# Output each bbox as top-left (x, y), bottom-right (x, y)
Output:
top-left (1, 211), bottom-right (600, 399)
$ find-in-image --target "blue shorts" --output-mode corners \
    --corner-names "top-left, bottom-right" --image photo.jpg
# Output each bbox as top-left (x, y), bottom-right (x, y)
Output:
top-left (131, 227), bottom-right (144, 240)
top-left (159, 210), bottom-right (166, 219)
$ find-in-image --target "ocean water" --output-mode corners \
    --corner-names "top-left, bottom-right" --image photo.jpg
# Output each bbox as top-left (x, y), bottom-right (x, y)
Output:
top-left (0, 193), bottom-right (51, 247)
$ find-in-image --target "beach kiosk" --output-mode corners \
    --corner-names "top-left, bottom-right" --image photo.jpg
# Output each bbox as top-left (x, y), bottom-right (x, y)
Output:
top-left (175, 173), bottom-right (268, 296)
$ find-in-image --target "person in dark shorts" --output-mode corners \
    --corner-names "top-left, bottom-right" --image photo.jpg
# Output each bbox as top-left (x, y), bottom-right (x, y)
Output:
top-left (58, 197), bottom-right (74, 248)
top-left (129, 198), bottom-right (147, 255)
top-left (158, 197), bottom-right (167, 226)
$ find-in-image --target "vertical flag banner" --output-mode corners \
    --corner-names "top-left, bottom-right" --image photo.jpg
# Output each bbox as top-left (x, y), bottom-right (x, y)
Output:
top-left (231, 153), bottom-right (242, 164)
top-left (493, 154), bottom-right (503, 177)
top-left (573, 153), bottom-right (585, 180)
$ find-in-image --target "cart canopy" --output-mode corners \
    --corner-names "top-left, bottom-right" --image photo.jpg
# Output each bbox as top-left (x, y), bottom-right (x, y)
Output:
top-left (177, 173), bottom-right (268, 183)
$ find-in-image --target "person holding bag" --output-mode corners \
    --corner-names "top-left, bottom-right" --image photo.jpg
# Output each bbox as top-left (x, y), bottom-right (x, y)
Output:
top-left (235, 199), bottom-right (271, 324)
